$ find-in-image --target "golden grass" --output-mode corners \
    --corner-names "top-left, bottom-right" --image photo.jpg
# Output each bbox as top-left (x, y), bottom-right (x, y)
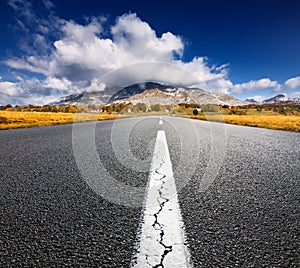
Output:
top-left (1, 111), bottom-right (299, 132)
top-left (0, 111), bottom-right (129, 130)
top-left (189, 114), bottom-right (300, 132)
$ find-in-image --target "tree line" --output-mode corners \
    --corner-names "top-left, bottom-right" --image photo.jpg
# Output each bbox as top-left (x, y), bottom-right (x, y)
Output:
top-left (1, 102), bottom-right (299, 115)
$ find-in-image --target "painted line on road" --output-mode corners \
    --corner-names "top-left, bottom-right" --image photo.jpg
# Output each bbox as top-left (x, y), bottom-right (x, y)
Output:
top-left (131, 130), bottom-right (192, 268)
top-left (159, 119), bottom-right (163, 125)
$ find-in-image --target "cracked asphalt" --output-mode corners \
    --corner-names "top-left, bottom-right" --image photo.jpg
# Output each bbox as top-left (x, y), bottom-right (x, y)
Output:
top-left (0, 116), bottom-right (299, 267)
top-left (132, 130), bottom-right (189, 267)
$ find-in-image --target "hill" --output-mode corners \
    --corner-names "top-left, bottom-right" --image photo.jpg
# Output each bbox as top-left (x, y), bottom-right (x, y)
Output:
top-left (49, 82), bottom-right (248, 106)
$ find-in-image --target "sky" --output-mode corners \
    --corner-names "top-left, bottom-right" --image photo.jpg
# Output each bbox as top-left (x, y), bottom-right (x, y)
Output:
top-left (0, 0), bottom-right (300, 105)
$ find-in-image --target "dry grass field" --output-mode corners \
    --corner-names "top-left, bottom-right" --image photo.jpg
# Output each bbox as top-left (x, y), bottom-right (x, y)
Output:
top-left (189, 114), bottom-right (300, 132)
top-left (0, 111), bottom-right (299, 132)
top-left (0, 111), bottom-right (126, 130)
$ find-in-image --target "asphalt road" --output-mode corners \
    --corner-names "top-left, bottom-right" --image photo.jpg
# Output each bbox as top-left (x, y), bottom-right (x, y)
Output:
top-left (0, 116), bottom-right (299, 267)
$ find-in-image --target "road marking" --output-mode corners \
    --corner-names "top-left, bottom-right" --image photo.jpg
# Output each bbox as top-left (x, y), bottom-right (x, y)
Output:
top-left (131, 130), bottom-right (192, 268)
top-left (159, 119), bottom-right (163, 125)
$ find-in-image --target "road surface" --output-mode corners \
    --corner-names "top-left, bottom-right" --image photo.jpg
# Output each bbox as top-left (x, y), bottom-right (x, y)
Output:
top-left (0, 116), bottom-right (299, 267)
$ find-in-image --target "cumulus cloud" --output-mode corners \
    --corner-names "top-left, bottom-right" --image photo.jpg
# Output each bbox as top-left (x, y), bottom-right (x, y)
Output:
top-left (5, 12), bottom-right (189, 84)
top-left (0, 81), bottom-right (23, 97)
top-left (245, 95), bottom-right (266, 102)
top-left (289, 91), bottom-right (300, 98)
top-left (4, 8), bottom-right (219, 86)
top-left (4, 0), bottom-right (232, 101)
top-left (112, 13), bottom-right (183, 60)
top-left (51, 13), bottom-right (186, 80)
top-left (0, 77), bottom-right (78, 105)
top-left (43, 77), bottom-right (73, 91)
top-left (84, 79), bottom-right (106, 93)
top-left (2, 0), bottom-right (300, 105)
top-left (231, 78), bottom-right (279, 94)
top-left (282, 76), bottom-right (300, 90)
top-left (5, 57), bottom-right (51, 75)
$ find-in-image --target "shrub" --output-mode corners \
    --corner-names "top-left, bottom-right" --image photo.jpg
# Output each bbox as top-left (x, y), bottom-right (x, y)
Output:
top-left (234, 110), bottom-right (247, 115)
top-left (151, 104), bottom-right (161, 112)
top-left (0, 116), bottom-right (9, 124)
top-left (193, 109), bottom-right (199, 115)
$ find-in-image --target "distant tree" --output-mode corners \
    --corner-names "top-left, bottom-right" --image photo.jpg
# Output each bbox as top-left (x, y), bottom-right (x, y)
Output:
top-left (50, 106), bottom-right (58, 113)
top-left (41, 105), bottom-right (51, 112)
top-left (15, 105), bottom-right (24, 111)
top-left (105, 105), bottom-right (113, 113)
top-left (279, 108), bottom-right (287, 115)
top-left (5, 104), bottom-right (12, 110)
top-left (151, 104), bottom-right (160, 112)
top-left (202, 104), bottom-right (219, 112)
top-left (88, 104), bottom-right (97, 111)
top-left (136, 103), bottom-right (147, 112)
top-left (68, 106), bottom-right (77, 113)
top-left (234, 109), bottom-right (247, 115)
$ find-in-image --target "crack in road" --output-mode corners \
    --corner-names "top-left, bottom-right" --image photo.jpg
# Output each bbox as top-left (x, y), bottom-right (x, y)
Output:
top-left (132, 130), bottom-right (191, 268)
top-left (152, 166), bottom-right (173, 268)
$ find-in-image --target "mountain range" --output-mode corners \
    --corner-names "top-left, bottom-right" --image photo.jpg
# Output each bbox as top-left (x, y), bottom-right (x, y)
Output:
top-left (50, 82), bottom-right (299, 106)
top-left (262, 94), bottom-right (288, 103)
top-left (50, 82), bottom-right (247, 106)
top-left (111, 84), bottom-right (247, 106)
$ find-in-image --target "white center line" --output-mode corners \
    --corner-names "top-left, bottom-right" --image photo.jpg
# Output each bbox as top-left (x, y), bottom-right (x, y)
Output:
top-left (131, 130), bottom-right (192, 268)
top-left (159, 119), bottom-right (163, 125)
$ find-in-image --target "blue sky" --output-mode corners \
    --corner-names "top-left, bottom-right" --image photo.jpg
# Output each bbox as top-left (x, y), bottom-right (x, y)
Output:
top-left (0, 0), bottom-right (300, 105)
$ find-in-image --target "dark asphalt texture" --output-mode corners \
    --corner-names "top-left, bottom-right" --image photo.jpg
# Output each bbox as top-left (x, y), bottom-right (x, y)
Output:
top-left (0, 117), bottom-right (299, 267)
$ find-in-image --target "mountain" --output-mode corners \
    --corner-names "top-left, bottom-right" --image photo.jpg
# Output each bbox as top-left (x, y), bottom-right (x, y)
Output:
top-left (50, 93), bottom-right (84, 106)
top-left (49, 82), bottom-right (248, 106)
top-left (115, 88), bottom-right (192, 106)
top-left (245, 98), bottom-right (258, 103)
top-left (263, 94), bottom-right (288, 103)
top-left (49, 88), bottom-right (120, 106)
top-left (108, 82), bottom-right (176, 103)
top-left (112, 86), bottom-right (247, 106)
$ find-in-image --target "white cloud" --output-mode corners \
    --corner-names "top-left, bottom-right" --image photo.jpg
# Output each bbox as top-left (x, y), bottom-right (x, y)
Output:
top-left (231, 78), bottom-right (279, 94)
top-left (206, 79), bottom-right (233, 94)
top-left (0, 77), bottom-right (77, 106)
top-left (3, 3), bottom-right (300, 105)
top-left (246, 95), bottom-right (265, 102)
top-left (5, 12), bottom-right (227, 94)
top-left (84, 79), bottom-right (106, 92)
top-left (53, 19), bottom-right (120, 74)
top-left (0, 81), bottom-right (23, 97)
top-left (230, 76), bottom-right (300, 98)
top-left (282, 76), bottom-right (300, 90)
top-left (273, 76), bottom-right (300, 92)
top-left (112, 13), bottom-right (183, 61)
top-left (289, 91), bottom-right (300, 98)
top-left (51, 13), bottom-right (185, 79)
top-left (42, 0), bottom-right (55, 10)
top-left (8, 0), bottom-right (33, 22)
top-left (5, 57), bottom-right (51, 75)
top-left (43, 77), bottom-right (72, 91)
top-left (177, 57), bottom-right (228, 82)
